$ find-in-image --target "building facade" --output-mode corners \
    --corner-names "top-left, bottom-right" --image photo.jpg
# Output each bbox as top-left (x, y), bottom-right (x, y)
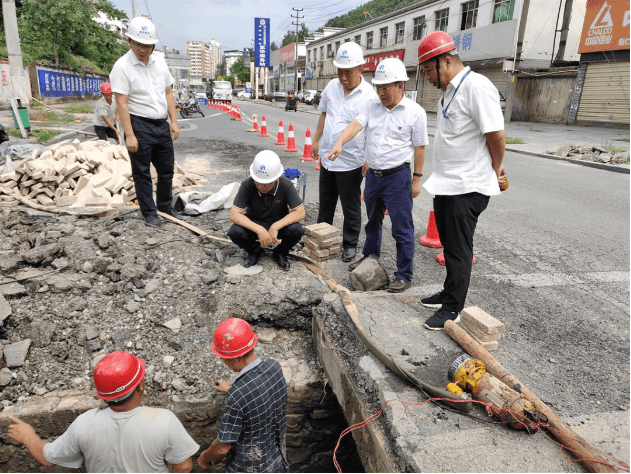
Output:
top-left (187, 40), bottom-right (222, 81)
top-left (224, 50), bottom-right (243, 77)
top-left (304, 0), bottom-right (585, 114)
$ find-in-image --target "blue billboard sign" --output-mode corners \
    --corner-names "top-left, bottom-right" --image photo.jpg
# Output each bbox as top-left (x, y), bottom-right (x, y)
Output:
top-left (254, 18), bottom-right (270, 68)
top-left (37, 67), bottom-right (106, 98)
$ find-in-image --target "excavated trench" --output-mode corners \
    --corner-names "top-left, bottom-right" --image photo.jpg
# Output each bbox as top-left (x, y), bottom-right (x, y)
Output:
top-left (0, 208), bottom-right (365, 473)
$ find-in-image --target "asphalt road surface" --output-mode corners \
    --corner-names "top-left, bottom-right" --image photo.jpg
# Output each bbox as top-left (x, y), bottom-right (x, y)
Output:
top-left (174, 100), bottom-right (630, 418)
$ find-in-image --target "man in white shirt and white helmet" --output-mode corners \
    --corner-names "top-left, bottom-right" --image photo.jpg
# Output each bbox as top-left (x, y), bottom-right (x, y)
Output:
top-left (110, 17), bottom-right (182, 228)
top-left (417, 31), bottom-right (505, 330)
top-left (327, 58), bottom-right (428, 293)
top-left (312, 42), bottom-right (379, 263)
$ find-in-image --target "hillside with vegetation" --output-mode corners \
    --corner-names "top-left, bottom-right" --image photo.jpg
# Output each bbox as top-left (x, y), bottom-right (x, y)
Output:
top-left (0, 0), bottom-right (129, 75)
top-left (324, 0), bottom-right (422, 29)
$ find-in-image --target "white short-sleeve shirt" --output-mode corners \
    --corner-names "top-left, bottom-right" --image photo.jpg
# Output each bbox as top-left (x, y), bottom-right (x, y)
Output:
top-left (43, 406), bottom-right (199, 472)
top-left (93, 96), bottom-right (117, 127)
top-left (423, 66), bottom-right (504, 196)
top-left (318, 78), bottom-right (379, 172)
top-left (356, 95), bottom-right (429, 170)
top-left (109, 50), bottom-right (174, 120)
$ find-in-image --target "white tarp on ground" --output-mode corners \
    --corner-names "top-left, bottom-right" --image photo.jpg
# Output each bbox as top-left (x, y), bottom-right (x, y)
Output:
top-left (174, 182), bottom-right (240, 215)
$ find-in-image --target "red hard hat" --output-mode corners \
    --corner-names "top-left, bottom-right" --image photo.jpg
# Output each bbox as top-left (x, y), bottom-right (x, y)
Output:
top-left (417, 31), bottom-right (456, 64)
top-left (93, 351), bottom-right (146, 401)
top-left (211, 318), bottom-right (258, 359)
top-left (100, 82), bottom-right (112, 94)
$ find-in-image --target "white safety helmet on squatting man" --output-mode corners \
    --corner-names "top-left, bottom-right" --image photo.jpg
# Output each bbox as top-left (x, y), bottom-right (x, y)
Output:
top-left (372, 58), bottom-right (409, 84)
top-left (126, 17), bottom-right (159, 45)
top-left (250, 150), bottom-right (284, 184)
top-left (333, 42), bottom-right (366, 69)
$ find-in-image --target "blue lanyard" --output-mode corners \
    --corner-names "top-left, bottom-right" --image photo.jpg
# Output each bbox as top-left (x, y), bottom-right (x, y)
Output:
top-left (441, 69), bottom-right (471, 118)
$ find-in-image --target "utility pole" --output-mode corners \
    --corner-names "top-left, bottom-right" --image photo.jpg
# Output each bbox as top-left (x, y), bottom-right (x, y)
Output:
top-left (554, 0), bottom-right (574, 64)
top-left (291, 7), bottom-right (303, 94)
top-left (3, 0), bottom-right (31, 126)
top-left (132, 0), bottom-right (137, 18)
top-left (504, 0), bottom-right (530, 123)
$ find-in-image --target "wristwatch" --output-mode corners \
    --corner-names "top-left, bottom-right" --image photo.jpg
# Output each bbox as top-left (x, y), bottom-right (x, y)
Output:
top-left (413, 172), bottom-right (423, 177)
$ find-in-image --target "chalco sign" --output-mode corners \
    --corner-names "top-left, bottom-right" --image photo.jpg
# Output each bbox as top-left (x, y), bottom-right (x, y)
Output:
top-left (578, 0), bottom-right (630, 53)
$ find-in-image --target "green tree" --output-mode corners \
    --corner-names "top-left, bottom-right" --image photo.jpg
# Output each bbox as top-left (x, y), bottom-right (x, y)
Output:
top-left (230, 56), bottom-right (251, 84)
top-left (17, 0), bottom-right (128, 73)
top-left (281, 24), bottom-right (309, 47)
top-left (270, 41), bottom-right (278, 51)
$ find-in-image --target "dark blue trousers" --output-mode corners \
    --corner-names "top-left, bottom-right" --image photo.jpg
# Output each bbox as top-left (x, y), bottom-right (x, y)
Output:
top-left (434, 193), bottom-right (489, 312)
top-left (362, 167), bottom-right (414, 283)
top-left (128, 115), bottom-right (174, 218)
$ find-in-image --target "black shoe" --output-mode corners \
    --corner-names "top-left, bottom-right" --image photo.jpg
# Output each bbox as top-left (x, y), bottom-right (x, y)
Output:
top-left (272, 252), bottom-right (290, 271)
top-left (424, 308), bottom-right (461, 331)
top-left (341, 247), bottom-right (356, 262)
top-left (158, 207), bottom-right (183, 220)
top-left (386, 278), bottom-right (410, 293)
top-left (421, 291), bottom-right (444, 309)
top-left (144, 215), bottom-right (163, 228)
top-left (244, 249), bottom-right (264, 268)
top-left (348, 255), bottom-right (368, 271)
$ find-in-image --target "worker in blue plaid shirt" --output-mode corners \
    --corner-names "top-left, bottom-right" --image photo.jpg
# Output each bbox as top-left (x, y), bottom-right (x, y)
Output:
top-left (199, 318), bottom-right (288, 473)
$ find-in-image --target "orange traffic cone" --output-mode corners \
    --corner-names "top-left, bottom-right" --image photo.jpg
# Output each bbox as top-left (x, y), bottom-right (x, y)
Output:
top-left (275, 120), bottom-right (286, 146)
top-left (315, 157), bottom-right (321, 171)
top-left (235, 107), bottom-right (242, 121)
top-left (420, 209), bottom-right (442, 248)
top-left (253, 116), bottom-right (259, 132)
top-left (301, 127), bottom-right (314, 161)
top-left (285, 123), bottom-right (299, 152)
top-left (436, 252), bottom-right (476, 266)
top-left (259, 115), bottom-right (270, 137)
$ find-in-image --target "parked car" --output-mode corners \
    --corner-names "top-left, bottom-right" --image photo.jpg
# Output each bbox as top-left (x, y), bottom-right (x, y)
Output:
top-left (264, 91), bottom-right (287, 103)
top-left (303, 90), bottom-right (317, 105)
top-left (232, 89), bottom-right (240, 97)
top-left (499, 90), bottom-right (507, 113)
top-left (237, 90), bottom-right (252, 99)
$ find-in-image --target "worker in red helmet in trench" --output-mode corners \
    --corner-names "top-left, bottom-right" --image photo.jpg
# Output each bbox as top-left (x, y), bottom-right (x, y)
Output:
top-left (93, 82), bottom-right (121, 144)
top-left (416, 31), bottom-right (505, 330)
top-left (198, 318), bottom-right (288, 473)
top-left (8, 351), bottom-right (199, 472)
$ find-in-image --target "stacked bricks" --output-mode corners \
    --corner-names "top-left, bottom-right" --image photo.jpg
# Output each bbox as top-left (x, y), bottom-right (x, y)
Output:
top-left (302, 223), bottom-right (342, 261)
top-left (460, 306), bottom-right (505, 352)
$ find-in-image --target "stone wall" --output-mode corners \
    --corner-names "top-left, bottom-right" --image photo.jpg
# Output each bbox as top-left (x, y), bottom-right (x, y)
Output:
top-left (0, 357), bottom-right (363, 473)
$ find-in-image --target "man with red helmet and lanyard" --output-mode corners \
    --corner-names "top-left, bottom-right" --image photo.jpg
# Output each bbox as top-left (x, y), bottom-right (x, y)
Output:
top-left (93, 82), bottom-right (120, 143)
top-left (198, 318), bottom-right (288, 473)
top-left (417, 31), bottom-right (506, 330)
top-left (8, 351), bottom-right (199, 472)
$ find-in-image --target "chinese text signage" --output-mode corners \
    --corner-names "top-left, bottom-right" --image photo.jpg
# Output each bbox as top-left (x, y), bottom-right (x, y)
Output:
top-left (279, 43), bottom-right (295, 64)
top-left (255, 18), bottom-right (270, 68)
top-left (37, 67), bottom-right (106, 98)
top-left (578, 0), bottom-right (630, 53)
top-left (362, 50), bottom-right (405, 72)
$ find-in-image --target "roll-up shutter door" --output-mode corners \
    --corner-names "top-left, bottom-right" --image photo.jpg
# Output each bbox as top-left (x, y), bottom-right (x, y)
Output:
top-left (577, 61), bottom-right (630, 125)
top-left (475, 65), bottom-right (507, 94)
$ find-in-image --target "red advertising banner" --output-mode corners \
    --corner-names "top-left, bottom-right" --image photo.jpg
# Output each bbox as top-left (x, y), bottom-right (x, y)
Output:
top-left (279, 43), bottom-right (296, 64)
top-left (578, 0), bottom-right (630, 53)
top-left (362, 49), bottom-right (405, 72)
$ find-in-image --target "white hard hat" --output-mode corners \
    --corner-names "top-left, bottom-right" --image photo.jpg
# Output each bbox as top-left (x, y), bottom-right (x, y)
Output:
top-left (249, 150), bottom-right (284, 184)
top-left (126, 17), bottom-right (159, 45)
top-left (372, 58), bottom-right (409, 84)
top-left (333, 42), bottom-right (366, 69)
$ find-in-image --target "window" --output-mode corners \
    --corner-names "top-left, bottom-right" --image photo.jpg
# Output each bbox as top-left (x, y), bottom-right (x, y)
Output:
top-left (354, 34), bottom-right (361, 44)
top-left (345, 38), bottom-right (350, 43)
top-left (435, 8), bottom-right (449, 32)
top-left (379, 27), bottom-right (388, 47)
top-left (493, 0), bottom-right (515, 22)
top-left (413, 16), bottom-right (426, 41)
top-left (395, 22), bottom-right (405, 44)
top-left (327, 43), bottom-right (332, 58)
top-left (307, 50), bottom-right (311, 63)
top-left (320, 46), bottom-right (324, 60)
top-left (335, 41), bottom-right (340, 53)
top-left (461, 0), bottom-right (479, 30)
top-left (366, 31), bottom-right (373, 50)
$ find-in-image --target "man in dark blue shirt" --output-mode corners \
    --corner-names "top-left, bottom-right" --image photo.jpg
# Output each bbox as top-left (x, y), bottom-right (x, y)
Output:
top-left (228, 150), bottom-right (305, 271)
top-left (198, 318), bottom-right (288, 473)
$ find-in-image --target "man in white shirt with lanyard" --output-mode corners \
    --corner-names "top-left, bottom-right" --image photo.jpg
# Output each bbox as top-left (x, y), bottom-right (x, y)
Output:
top-left (110, 17), bottom-right (182, 228)
top-left (417, 31), bottom-right (505, 330)
top-left (326, 58), bottom-right (428, 293)
top-left (312, 42), bottom-right (379, 262)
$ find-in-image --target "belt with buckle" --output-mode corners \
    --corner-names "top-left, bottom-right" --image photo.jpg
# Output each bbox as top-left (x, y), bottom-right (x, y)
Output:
top-left (130, 114), bottom-right (168, 126)
top-left (371, 162), bottom-right (410, 178)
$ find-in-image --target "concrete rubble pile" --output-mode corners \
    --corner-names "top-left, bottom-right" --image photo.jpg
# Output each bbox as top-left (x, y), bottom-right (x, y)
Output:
top-left (549, 144), bottom-right (630, 164)
top-left (0, 139), bottom-right (205, 209)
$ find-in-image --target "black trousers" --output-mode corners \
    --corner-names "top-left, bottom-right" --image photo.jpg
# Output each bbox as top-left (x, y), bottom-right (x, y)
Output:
top-left (128, 115), bottom-right (174, 218)
top-left (94, 125), bottom-right (118, 142)
top-left (228, 222), bottom-right (304, 256)
top-left (434, 193), bottom-right (490, 313)
top-left (317, 165), bottom-right (363, 249)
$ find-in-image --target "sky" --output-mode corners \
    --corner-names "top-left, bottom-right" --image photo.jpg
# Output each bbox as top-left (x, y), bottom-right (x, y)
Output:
top-left (107, 0), bottom-right (364, 52)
